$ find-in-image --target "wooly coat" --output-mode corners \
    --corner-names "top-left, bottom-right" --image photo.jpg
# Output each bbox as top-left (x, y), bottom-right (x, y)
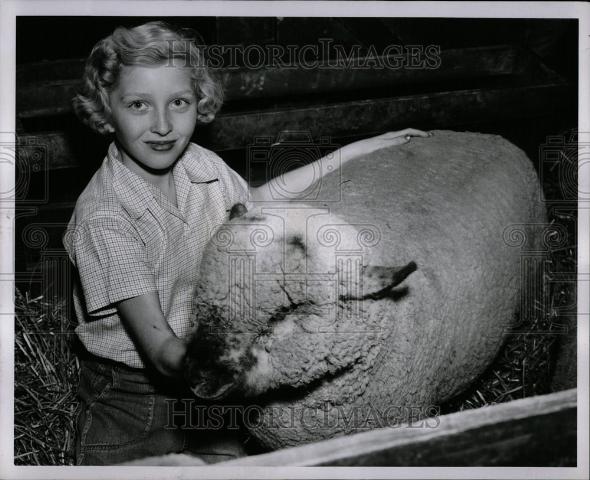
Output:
top-left (185, 130), bottom-right (546, 450)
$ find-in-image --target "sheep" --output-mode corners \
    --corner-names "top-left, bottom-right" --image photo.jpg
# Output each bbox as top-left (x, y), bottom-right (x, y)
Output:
top-left (184, 130), bottom-right (547, 450)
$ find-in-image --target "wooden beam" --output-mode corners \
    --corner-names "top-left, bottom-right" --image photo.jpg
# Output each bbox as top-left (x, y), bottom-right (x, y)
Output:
top-left (16, 132), bottom-right (77, 170)
top-left (16, 45), bottom-right (525, 119)
top-left (198, 83), bottom-right (572, 151)
top-left (16, 58), bottom-right (85, 83)
top-left (224, 389), bottom-right (576, 467)
top-left (17, 81), bottom-right (573, 171)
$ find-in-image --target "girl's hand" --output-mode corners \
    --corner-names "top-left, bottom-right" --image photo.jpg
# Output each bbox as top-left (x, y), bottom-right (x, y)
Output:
top-left (157, 335), bottom-right (188, 379)
top-left (118, 292), bottom-right (188, 378)
top-left (249, 128), bottom-right (431, 202)
top-left (343, 128), bottom-right (432, 159)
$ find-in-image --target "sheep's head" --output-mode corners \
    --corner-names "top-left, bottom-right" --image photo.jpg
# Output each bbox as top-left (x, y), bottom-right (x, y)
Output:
top-left (185, 203), bottom-right (416, 401)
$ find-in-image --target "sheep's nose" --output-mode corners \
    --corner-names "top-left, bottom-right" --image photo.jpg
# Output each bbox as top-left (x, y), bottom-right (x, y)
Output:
top-left (229, 203), bottom-right (248, 219)
top-left (190, 378), bottom-right (236, 400)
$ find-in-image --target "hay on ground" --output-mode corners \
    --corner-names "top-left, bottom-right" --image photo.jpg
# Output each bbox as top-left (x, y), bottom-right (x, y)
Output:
top-left (14, 289), bottom-right (79, 466)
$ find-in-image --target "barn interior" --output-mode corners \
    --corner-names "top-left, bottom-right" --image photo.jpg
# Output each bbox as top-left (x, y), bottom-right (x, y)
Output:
top-left (14, 16), bottom-right (578, 466)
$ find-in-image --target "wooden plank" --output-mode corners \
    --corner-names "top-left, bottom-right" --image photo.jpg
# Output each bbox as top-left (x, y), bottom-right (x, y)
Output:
top-left (17, 82), bottom-right (573, 171)
top-left (16, 132), bottom-right (77, 170)
top-left (218, 43), bottom-right (520, 102)
top-left (199, 83), bottom-right (572, 151)
top-left (17, 82), bottom-right (78, 118)
top-left (276, 17), bottom-right (354, 46)
top-left (335, 17), bottom-right (404, 47)
top-left (16, 58), bottom-right (85, 83)
top-left (16, 45), bottom-right (523, 119)
top-left (223, 389), bottom-right (576, 467)
top-left (215, 17), bottom-right (276, 45)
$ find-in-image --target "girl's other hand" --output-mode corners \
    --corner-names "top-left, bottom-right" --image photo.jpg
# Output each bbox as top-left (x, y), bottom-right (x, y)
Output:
top-left (118, 292), bottom-right (188, 378)
top-left (157, 335), bottom-right (188, 379)
top-left (249, 129), bottom-right (431, 202)
top-left (343, 128), bottom-right (432, 159)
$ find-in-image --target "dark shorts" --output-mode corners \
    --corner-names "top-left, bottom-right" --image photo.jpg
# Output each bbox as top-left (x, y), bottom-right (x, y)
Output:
top-left (75, 355), bottom-right (246, 465)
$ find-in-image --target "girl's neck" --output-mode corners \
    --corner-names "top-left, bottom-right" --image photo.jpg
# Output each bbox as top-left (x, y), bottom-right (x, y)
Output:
top-left (115, 145), bottom-right (178, 207)
top-left (150, 172), bottom-right (178, 208)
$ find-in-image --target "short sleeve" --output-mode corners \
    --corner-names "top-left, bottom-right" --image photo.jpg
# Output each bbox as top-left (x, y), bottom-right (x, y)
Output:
top-left (216, 162), bottom-right (253, 212)
top-left (70, 215), bottom-right (157, 316)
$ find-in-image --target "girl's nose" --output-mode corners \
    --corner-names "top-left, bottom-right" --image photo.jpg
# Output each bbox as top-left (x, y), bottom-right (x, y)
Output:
top-left (151, 109), bottom-right (172, 136)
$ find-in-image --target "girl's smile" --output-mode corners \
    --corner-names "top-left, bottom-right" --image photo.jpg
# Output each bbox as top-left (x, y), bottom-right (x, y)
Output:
top-left (107, 60), bottom-right (198, 186)
top-left (146, 140), bottom-right (177, 151)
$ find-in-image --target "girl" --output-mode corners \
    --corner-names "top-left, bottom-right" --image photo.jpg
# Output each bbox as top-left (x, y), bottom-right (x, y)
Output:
top-left (65, 20), bottom-right (429, 465)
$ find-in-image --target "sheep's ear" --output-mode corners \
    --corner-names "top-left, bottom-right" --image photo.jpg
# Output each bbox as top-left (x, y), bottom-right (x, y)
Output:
top-left (345, 261), bottom-right (417, 301)
top-left (229, 203), bottom-right (248, 219)
top-left (388, 261), bottom-right (418, 287)
top-left (363, 261), bottom-right (417, 287)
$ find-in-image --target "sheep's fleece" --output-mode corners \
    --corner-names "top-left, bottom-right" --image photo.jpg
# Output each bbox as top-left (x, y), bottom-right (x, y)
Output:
top-left (185, 130), bottom-right (546, 449)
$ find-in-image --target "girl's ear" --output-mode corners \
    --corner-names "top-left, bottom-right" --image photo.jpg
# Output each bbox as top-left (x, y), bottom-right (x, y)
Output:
top-left (102, 123), bottom-right (115, 134)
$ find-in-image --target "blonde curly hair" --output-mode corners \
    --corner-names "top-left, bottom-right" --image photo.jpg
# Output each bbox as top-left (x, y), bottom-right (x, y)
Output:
top-left (72, 21), bottom-right (223, 135)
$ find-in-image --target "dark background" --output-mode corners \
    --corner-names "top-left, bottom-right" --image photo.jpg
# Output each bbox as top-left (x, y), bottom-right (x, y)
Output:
top-left (16, 17), bottom-right (577, 81)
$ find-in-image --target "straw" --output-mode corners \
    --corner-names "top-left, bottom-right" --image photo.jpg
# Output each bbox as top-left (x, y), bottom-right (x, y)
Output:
top-left (14, 289), bottom-right (79, 466)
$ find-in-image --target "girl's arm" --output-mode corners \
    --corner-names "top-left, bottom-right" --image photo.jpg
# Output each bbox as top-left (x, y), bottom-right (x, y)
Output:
top-left (249, 128), bottom-right (431, 202)
top-left (118, 292), bottom-right (187, 378)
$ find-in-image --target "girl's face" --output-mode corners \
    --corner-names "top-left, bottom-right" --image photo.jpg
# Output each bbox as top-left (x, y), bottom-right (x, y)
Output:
top-left (107, 60), bottom-right (198, 179)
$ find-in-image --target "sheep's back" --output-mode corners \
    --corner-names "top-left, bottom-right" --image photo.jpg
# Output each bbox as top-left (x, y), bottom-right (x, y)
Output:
top-left (307, 130), bottom-right (545, 404)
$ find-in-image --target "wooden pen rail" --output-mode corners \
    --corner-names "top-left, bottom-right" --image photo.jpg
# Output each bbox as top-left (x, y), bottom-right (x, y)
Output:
top-left (224, 389), bottom-right (577, 467)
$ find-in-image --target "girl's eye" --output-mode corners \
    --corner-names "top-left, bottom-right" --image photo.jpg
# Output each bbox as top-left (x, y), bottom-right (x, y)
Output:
top-left (128, 101), bottom-right (147, 111)
top-left (172, 98), bottom-right (191, 108)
